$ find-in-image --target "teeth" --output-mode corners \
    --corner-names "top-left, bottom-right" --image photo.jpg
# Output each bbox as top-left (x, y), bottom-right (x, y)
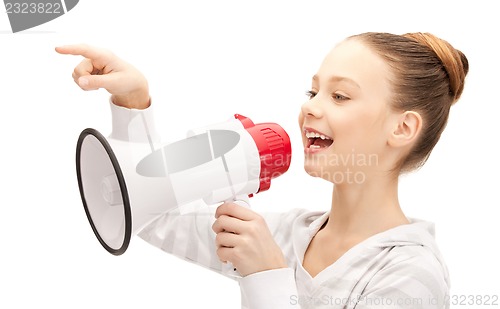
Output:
top-left (310, 145), bottom-right (321, 149)
top-left (304, 130), bottom-right (332, 140)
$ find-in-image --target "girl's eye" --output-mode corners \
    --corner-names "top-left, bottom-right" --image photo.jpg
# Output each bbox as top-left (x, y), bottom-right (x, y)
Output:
top-left (306, 90), bottom-right (317, 99)
top-left (333, 93), bottom-right (349, 101)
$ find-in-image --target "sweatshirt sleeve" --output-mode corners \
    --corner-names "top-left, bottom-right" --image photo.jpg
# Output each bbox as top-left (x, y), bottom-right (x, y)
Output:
top-left (239, 268), bottom-right (300, 309)
top-left (109, 98), bottom-right (160, 143)
top-left (138, 206), bottom-right (305, 281)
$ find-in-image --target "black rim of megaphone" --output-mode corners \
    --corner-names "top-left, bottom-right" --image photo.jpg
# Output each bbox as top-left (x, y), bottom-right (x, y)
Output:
top-left (76, 128), bottom-right (132, 256)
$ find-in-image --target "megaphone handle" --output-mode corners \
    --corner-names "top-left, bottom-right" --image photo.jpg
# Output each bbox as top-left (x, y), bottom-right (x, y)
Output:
top-left (221, 194), bottom-right (251, 277)
top-left (232, 194), bottom-right (251, 208)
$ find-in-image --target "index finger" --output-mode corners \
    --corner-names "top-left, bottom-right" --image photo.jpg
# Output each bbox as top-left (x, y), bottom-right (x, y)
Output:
top-left (215, 202), bottom-right (256, 221)
top-left (55, 44), bottom-right (113, 62)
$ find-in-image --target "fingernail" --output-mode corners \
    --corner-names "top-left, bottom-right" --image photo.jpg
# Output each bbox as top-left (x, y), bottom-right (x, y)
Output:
top-left (79, 77), bottom-right (89, 87)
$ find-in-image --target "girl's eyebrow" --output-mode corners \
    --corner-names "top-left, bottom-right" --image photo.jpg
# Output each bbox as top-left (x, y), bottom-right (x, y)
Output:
top-left (312, 74), bottom-right (360, 89)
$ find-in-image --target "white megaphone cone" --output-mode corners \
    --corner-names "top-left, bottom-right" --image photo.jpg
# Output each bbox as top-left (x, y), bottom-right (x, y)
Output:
top-left (76, 111), bottom-right (291, 255)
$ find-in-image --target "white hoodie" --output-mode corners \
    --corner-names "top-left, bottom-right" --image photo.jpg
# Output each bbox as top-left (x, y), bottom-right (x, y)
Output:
top-left (139, 207), bottom-right (450, 309)
top-left (112, 102), bottom-right (450, 309)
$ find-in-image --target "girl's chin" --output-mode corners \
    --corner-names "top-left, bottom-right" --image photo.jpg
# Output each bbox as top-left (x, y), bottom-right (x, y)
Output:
top-left (302, 164), bottom-right (329, 179)
top-left (303, 164), bottom-right (368, 185)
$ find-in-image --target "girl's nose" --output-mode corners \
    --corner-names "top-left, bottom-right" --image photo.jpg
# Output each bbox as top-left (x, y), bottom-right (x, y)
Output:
top-left (301, 97), bottom-right (323, 119)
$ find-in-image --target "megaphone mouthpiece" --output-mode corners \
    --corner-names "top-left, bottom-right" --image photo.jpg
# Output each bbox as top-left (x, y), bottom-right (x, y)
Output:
top-left (235, 114), bottom-right (292, 192)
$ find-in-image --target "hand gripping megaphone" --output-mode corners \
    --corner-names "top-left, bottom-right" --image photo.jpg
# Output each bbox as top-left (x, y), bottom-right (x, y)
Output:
top-left (75, 112), bottom-right (291, 255)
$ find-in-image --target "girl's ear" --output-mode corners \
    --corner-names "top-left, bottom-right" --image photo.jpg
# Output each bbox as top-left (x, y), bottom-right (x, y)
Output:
top-left (388, 111), bottom-right (423, 148)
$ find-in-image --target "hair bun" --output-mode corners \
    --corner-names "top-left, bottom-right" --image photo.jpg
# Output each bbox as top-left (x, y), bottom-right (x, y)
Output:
top-left (404, 32), bottom-right (469, 104)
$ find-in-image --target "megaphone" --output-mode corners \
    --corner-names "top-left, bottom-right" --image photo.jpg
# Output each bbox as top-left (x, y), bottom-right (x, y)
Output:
top-left (76, 113), bottom-right (291, 255)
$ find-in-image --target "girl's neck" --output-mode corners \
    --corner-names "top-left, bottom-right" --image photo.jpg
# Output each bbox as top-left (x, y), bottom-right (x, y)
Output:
top-left (323, 176), bottom-right (409, 239)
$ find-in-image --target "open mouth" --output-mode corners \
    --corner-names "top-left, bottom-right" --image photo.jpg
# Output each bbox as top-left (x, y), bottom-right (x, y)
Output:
top-left (304, 128), bottom-right (334, 150)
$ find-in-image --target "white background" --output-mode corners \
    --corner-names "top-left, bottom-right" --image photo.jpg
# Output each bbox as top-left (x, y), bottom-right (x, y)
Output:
top-left (1, 1), bottom-right (499, 308)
